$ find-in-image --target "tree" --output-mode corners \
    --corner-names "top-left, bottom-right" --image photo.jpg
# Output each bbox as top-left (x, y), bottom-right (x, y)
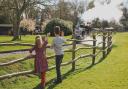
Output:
top-left (1, 0), bottom-right (52, 40)
top-left (0, 0), bottom-right (11, 24)
top-left (40, 6), bottom-right (52, 27)
top-left (87, 0), bottom-right (94, 10)
top-left (44, 18), bottom-right (73, 36)
top-left (91, 18), bottom-right (109, 29)
top-left (20, 19), bottom-right (35, 38)
top-left (68, 0), bottom-right (86, 30)
top-left (48, 0), bottom-right (71, 20)
top-left (91, 18), bottom-right (102, 28)
top-left (120, 8), bottom-right (128, 31)
top-left (50, 0), bottom-right (86, 27)
top-left (109, 20), bottom-right (122, 31)
top-left (101, 20), bottom-right (109, 29)
top-left (20, 19), bottom-right (35, 32)
top-left (0, 15), bottom-right (10, 24)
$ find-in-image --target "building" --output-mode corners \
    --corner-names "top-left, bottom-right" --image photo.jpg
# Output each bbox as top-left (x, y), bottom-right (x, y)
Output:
top-left (0, 24), bottom-right (13, 35)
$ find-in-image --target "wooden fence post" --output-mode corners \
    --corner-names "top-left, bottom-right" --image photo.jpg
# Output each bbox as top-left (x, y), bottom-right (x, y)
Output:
top-left (109, 31), bottom-right (112, 51)
top-left (92, 34), bottom-right (96, 65)
top-left (72, 40), bottom-right (76, 71)
top-left (107, 31), bottom-right (110, 54)
top-left (102, 32), bottom-right (106, 58)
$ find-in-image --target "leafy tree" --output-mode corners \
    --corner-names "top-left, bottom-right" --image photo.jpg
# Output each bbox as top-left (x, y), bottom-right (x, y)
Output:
top-left (101, 20), bottom-right (109, 29)
top-left (109, 20), bottom-right (122, 31)
top-left (120, 8), bottom-right (128, 31)
top-left (91, 18), bottom-right (110, 29)
top-left (44, 18), bottom-right (73, 36)
top-left (91, 18), bottom-right (102, 28)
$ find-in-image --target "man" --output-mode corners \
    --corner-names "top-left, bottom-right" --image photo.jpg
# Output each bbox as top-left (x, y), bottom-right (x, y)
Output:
top-left (51, 26), bottom-right (66, 84)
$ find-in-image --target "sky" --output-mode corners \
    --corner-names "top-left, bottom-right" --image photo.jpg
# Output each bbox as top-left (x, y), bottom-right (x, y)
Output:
top-left (39, 0), bottom-right (128, 23)
top-left (80, 0), bottom-right (128, 23)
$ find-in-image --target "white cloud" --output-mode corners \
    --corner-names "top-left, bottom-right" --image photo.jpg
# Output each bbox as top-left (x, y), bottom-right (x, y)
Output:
top-left (81, 0), bottom-right (126, 23)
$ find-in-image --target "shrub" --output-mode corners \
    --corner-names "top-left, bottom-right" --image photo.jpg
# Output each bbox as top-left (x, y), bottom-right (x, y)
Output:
top-left (20, 19), bottom-right (35, 32)
top-left (44, 18), bottom-right (73, 36)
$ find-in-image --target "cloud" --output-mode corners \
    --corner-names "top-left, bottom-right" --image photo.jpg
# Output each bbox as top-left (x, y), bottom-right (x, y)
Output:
top-left (81, 0), bottom-right (125, 23)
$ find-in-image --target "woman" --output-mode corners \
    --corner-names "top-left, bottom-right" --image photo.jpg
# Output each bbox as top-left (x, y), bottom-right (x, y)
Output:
top-left (29, 35), bottom-right (48, 89)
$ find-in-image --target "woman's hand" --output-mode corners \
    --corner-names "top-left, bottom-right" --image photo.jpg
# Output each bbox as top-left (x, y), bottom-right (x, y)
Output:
top-left (61, 31), bottom-right (64, 36)
top-left (29, 53), bottom-right (33, 56)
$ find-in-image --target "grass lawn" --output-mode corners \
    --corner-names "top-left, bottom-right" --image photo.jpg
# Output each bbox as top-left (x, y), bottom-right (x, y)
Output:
top-left (53, 32), bottom-right (128, 89)
top-left (0, 32), bottom-right (128, 89)
top-left (0, 35), bottom-right (71, 43)
top-left (0, 35), bottom-right (71, 51)
top-left (0, 44), bottom-right (92, 89)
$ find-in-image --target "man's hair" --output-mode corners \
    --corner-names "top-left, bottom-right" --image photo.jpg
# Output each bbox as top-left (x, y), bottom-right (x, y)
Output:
top-left (54, 26), bottom-right (60, 35)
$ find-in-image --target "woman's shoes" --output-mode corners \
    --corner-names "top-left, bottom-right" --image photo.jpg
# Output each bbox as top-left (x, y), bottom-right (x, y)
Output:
top-left (53, 79), bottom-right (62, 84)
top-left (40, 85), bottom-right (45, 89)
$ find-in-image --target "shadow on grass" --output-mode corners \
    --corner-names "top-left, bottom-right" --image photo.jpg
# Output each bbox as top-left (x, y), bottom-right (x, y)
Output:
top-left (95, 50), bottom-right (111, 65)
top-left (33, 60), bottom-right (105, 89)
top-left (44, 64), bottom-right (93, 89)
top-left (33, 62), bottom-right (103, 89)
top-left (34, 49), bottom-right (112, 89)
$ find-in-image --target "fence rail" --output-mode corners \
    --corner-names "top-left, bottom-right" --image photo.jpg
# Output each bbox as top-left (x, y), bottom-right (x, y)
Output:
top-left (0, 49), bottom-right (73, 67)
top-left (0, 43), bottom-right (72, 54)
top-left (0, 54), bottom-right (92, 80)
top-left (0, 30), bottom-right (113, 80)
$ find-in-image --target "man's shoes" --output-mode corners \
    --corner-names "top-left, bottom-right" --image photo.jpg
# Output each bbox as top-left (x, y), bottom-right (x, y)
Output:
top-left (40, 83), bottom-right (45, 89)
top-left (53, 79), bottom-right (62, 84)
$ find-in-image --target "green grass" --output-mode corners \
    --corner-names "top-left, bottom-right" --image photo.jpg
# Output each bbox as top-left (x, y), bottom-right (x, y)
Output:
top-left (0, 35), bottom-right (71, 43)
top-left (0, 46), bottom-right (31, 52)
top-left (0, 43), bottom-right (91, 89)
top-left (0, 32), bottom-right (128, 89)
top-left (53, 32), bottom-right (128, 89)
top-left (0, 35), bottom-right (71, 51)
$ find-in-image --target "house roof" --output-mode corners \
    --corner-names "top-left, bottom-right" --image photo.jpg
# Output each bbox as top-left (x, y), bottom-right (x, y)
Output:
top-left (0, 24), bottom-right (13, 27)
top-left (105, 27), bottom-right (114, 30)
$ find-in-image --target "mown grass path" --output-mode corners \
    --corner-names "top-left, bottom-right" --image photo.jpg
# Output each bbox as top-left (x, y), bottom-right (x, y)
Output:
top-left (53, 32), bottom-right (128, 89)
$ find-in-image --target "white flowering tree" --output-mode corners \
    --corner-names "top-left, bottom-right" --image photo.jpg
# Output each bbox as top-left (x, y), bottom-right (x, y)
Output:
top-left (20, 19), bottom-right (35, 32)
top-left (20, 19), bottom-right (35, 39)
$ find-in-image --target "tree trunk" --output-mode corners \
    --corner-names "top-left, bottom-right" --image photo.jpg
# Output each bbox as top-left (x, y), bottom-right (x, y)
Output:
top-left (12, 21), bottom-right (20, 41)
top-left (12, 12), bottom-right (21, 41)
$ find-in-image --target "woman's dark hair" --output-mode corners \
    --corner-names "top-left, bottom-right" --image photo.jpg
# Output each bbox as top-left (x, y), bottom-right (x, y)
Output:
top-left (54, 26), bottom-right (60, 35)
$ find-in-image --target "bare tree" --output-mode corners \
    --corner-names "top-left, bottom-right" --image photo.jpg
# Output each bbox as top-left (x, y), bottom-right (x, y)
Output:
top-left (1, 0), bottom-right (52, 40)
top-left (87, 0), bottom-right (94, 10)
top-left (52, 0), bottom-right (86, 25)
top-left (68, 0), bottom-right (86, 28)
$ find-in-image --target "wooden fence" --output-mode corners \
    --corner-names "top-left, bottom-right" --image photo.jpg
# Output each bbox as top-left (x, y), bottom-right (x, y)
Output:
top-left (0, 30), bottom-right (113, 80)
